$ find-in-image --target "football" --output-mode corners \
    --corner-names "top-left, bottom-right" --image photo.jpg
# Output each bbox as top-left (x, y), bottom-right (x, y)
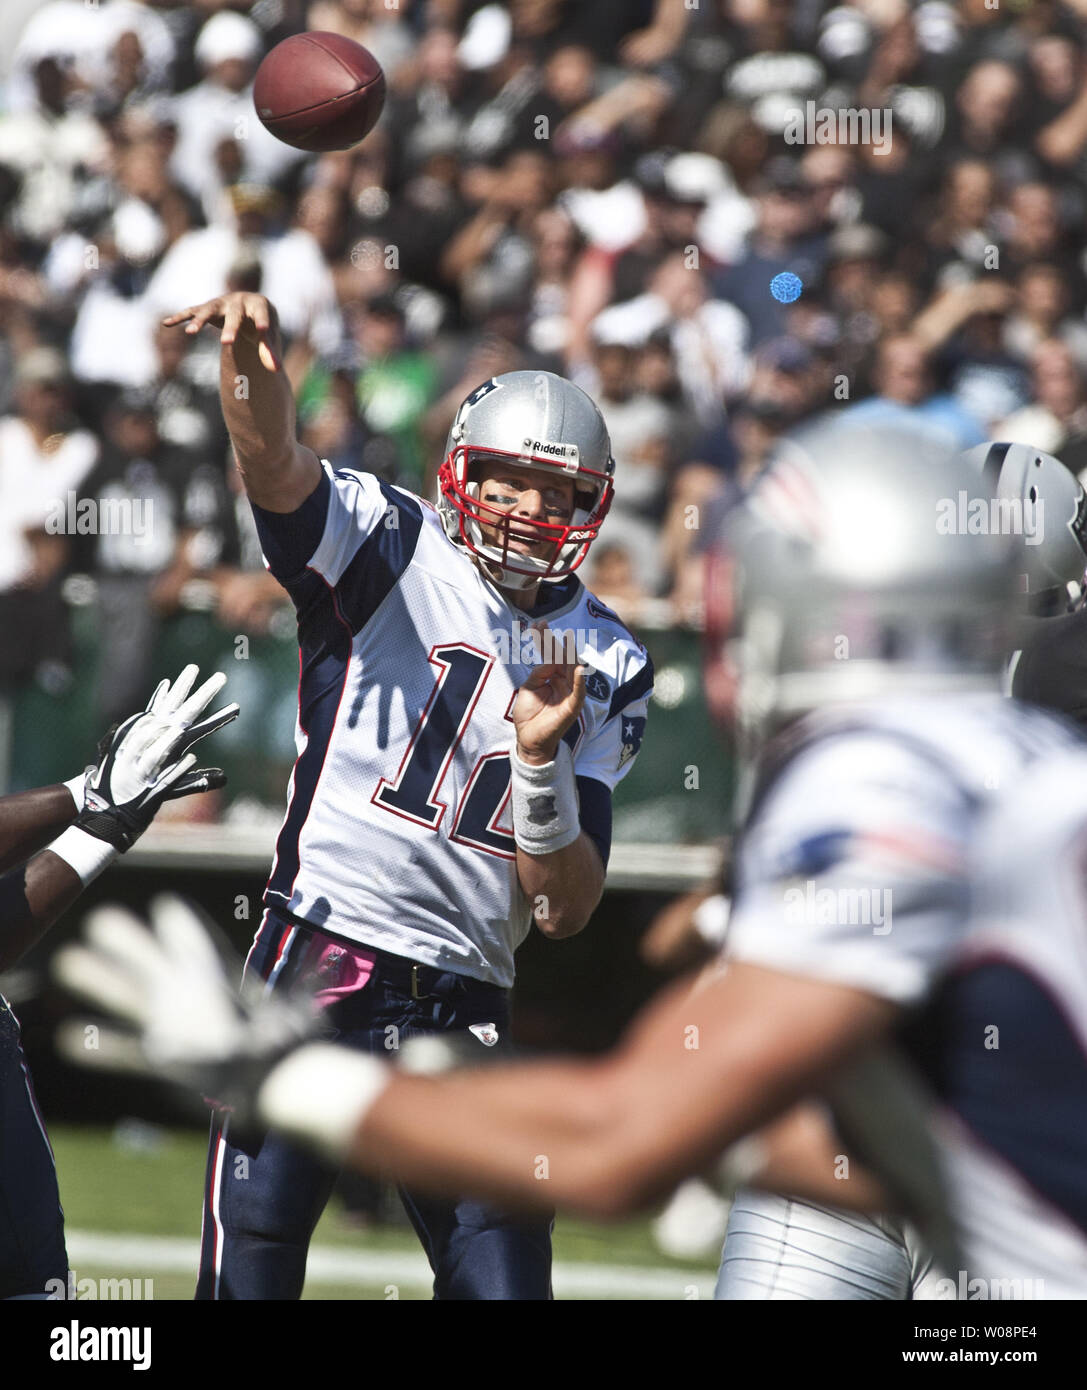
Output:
top-left (253, 32), bottom-right (386, 153)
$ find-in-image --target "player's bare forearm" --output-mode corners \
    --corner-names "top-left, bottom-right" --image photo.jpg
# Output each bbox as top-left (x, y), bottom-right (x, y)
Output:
top-left (0, 785), bottom-right (78, 874)
top-left (518, 832), bottom-right (604, 938)
top-left (511, 645), bottom-right (603, 934)
top-left (0, 852), bottom-right (82, 972)
top-left (354, 1054), bottom-right (639, 1217)
top-left (163, 292), bottom-right (322, 513)
top-left (350, 964), bottom-right (897, 1218)
top-left (739, 1103), bottom-right (894, 1213)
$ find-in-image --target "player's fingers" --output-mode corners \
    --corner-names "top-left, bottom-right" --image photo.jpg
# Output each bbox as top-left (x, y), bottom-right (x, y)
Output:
top-left (139, 725), bottom-right (186, 776)
top-left (122, 715), bottom-right (163, 766)
top-left (53, 942), bottom-right (147, 1025)
top-left (522, 662), bottom-right (563, 687)
top-left (159, 664), bottom-right (199, 715)
top-left (182, 300), bottom-right (223, 334)
top-left (220, 299), bottom-right (244, 346)
top-left (256, 336), bottom-right (281, 373)
top-left (246, 296), bottom-right (271, 334)
top-left (144, 676), bottom-right (171, 713)
top-left (170, 663), bottom-right (200, 708)
top-left (151, 894), bottom-right (227, 981)
top-left (84, 904), bottom-right (172, 989)
top-left (175, 669), bottom-right (226, 723)
top-left (161, 767), bottom-right (227, 801)
top-left (56, 1020), bottom-right (151, 1076)
top-left (179, 703), bottom-right (240, 751)
top-left (149, 752), bottom-right (197, 796)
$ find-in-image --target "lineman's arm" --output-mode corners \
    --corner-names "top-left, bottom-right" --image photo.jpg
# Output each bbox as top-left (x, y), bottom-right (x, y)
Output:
top-left (2, 667), bottom-right (237, 970)
top-left (345, 963), bottom-right (896, 1218)
top-left (0, 852), bottom-right (83, 972)
top-left (54, 904), bottom-right (894, 1218)
top-left (163, 293), bottom-right (322, 513)
top-left (0, 785), bottom-right (82, 874)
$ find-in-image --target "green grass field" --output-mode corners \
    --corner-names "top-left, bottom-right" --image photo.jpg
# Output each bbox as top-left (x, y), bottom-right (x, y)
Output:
top-left (51, 1123), bottom-right (720, 1300)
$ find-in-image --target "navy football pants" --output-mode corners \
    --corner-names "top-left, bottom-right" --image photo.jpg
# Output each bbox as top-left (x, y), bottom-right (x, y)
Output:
top-left (196, 911), bottom-right (552, 1300)
top-left (0, 996), bottom-right (67, 1299)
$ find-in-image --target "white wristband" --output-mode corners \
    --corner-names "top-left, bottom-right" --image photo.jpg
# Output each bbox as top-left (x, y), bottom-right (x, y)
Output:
top-left (48, 826), bottom-right (117, 886)
top-left (257, 1042), bottom-right (390, 1163)
top-left (510, 741), bottom-right (580, 855)
top-left (63, 772), bottom-right (87, 810)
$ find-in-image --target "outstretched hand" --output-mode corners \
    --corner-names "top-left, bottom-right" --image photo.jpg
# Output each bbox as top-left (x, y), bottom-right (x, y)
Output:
top-left (511, 624), bottom-right (586, 765)
top-left (163, 292), bottom-right (282, 373)
top-left (54, 895), bottom-right (317, 1128)
top-left (76, 665), bottom-right (239, 851)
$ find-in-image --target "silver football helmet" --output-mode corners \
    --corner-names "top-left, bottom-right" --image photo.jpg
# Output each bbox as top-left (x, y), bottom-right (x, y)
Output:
top-left (961, 442), bottom-right (1087, 610)
top-left (438, 371), bottom-right (615, 592)
top-left (706, 419), bottom-right (1020, 758)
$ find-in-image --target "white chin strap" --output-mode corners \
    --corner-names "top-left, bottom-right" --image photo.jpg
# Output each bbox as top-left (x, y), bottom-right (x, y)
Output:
top-left (476, 554), bottom-right (540, 593)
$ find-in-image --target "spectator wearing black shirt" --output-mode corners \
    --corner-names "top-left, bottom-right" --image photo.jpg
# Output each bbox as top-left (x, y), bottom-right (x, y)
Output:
top-left (74, 389), bottom-right (227, 726)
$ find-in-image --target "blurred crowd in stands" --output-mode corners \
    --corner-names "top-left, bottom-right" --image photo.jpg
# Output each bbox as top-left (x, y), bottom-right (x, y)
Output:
top-left (3, 0), bottom-right (1087, 727)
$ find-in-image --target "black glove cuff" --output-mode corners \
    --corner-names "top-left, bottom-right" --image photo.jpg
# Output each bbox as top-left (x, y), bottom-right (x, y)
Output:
top-left (74, 805), bottom-right (146, 853)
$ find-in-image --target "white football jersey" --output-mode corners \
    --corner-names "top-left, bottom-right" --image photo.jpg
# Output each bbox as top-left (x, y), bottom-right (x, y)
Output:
top-left (724, 693), bottom-right (1079, 1003)
top-left (913, 752), bottom-right (1087, 1297)
top-left (253, 463), bottom-right (653, 987)
top-left (717, 693), bottom-right (1083, 1302)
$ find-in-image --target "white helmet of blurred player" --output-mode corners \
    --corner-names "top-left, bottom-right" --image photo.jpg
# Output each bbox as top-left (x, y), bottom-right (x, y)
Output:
top-left (705, 419), bottom-right (1020, 760)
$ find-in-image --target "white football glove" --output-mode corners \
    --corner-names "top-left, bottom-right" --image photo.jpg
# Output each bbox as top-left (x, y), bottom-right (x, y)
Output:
top-left (75, 666), bottom-right (239, 851)
top-left (54, 896), bottom-right (316, 1126)
top-left (56, 898), bottom-right (395, 1160)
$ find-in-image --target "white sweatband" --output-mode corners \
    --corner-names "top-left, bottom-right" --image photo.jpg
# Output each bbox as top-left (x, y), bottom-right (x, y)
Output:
top-left (63, 772), bottom-right (87, 810)
top-left (510, 741), bottom-right (580, 855)
top-left (48, 826), bottom-right (117, 886)
top-left (257, 1042), bottom-right (390, 1162)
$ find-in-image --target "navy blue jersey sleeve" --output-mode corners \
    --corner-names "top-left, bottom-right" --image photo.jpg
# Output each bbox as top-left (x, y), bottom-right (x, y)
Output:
top-left (576, 775), bottom-right (612, 869)
top-left (249, 468), bottom-right (332, 583)
top-left (252, 465), bottom-right (424, 641)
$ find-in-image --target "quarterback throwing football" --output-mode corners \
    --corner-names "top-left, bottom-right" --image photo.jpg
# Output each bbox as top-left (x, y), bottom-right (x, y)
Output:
top-left (164, 292), bottom-right (652, 1300)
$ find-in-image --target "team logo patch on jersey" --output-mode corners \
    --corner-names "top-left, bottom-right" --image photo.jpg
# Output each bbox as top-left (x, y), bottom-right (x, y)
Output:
top-left (617, 715), bottom-right (647, 770)
top-left (469, 1022), bottom-right (500, 1047)
top-left (585, 670), bottom-right (611, 702)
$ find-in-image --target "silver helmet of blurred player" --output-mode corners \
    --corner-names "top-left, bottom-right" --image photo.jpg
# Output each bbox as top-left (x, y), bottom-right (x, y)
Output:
top-left (960, 442), bottom-right (1087, 614)
top-left (705, 419), bottom-right (1020, 763)
top-left (438, 371), bottom-right (615, 592)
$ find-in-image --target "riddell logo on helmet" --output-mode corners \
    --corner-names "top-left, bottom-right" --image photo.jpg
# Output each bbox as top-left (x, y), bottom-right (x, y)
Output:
top-left (522, 438), bottom-right (579, 466)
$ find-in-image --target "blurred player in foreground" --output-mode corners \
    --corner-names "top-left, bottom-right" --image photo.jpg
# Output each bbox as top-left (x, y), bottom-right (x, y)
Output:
top-left (702, 424), bottom-right (1084, 1298)
top-left (163, 291), bottom-right (651, 1299)
top-left (0, 665), bottom-right (236, 1299)
top-left (644, 435), bottom-right (1087, 1278)
top-left (62, 420), bottom-right (1087, 1300)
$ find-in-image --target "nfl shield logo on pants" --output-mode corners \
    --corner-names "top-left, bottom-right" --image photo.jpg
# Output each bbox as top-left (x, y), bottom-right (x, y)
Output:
top-left (469, 1023), bottom-right (500, 1047)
